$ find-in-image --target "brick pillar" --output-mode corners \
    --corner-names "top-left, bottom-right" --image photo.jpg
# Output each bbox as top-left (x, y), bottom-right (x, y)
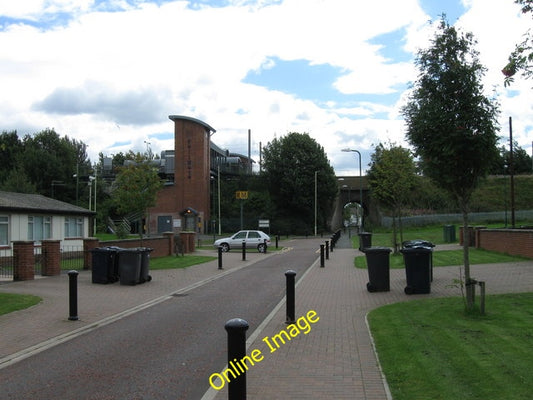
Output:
top-left (42, 240), bottom-right (61, 276)
top-left (13, 241), bottom-right (35, 281)
top-left (180, 232), bottom-right (196, 253)
top-left (83, 237), bottom-right (100, 270)
top-left (163, 232), bottom-right (174, 256)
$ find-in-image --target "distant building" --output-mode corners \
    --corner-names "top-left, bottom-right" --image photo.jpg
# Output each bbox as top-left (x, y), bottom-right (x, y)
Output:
top-left (144, 116), bottom-right (254, 235)
top-left (0, 190), bottom-right (94, 250)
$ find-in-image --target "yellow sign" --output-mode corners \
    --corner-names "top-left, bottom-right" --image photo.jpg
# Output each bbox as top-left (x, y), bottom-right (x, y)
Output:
top-left (235, 191), bottom-right (249, 199)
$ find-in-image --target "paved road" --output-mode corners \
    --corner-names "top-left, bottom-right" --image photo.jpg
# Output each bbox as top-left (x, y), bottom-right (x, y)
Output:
top-left (0, 238), bottom-right (322, 400)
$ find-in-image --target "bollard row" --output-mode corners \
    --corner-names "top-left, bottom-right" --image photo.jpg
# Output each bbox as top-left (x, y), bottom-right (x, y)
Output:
top-left (221, 269), bottom-right (297, 400)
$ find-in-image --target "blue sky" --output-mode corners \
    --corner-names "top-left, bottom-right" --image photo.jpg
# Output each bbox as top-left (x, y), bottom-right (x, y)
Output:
top-left (0, 0), bottom-right (531, 174)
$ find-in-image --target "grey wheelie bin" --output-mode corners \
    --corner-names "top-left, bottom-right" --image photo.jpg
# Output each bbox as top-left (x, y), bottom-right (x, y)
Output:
top-left (117, 248), bottom-right (142, 285)
top-left (358, 232), bottom-right (372, 251)
top-left (364, 247), bottom-right (392, 292)
top-left (403, 240), bottom-right (435, 281)
top-left (90, 247), bottom-right (119, 284)
top-left (137, 247), bottom-right (153, 283)
top-left (400, 246), bottom-right (432, 294)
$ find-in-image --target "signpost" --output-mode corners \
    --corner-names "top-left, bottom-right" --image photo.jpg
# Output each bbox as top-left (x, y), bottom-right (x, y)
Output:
top-left (236, 191), bottom-right (249, 229)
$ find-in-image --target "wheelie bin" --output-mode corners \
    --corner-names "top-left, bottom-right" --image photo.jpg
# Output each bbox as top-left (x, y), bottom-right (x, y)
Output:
top-left (358, 232), bottom-right (372, 251)
top-left (401, 246), bottom-right (432, 294)
top-left (90, 247), bottom-right (119, 284)
top-left (138, 247), bottom-right (153, 283)
top-left (363, 247), bottom-right (392, 292)
top-left (117, 248), bottom-right (142, 285)
top-left (403, 240), bottom-right (435, 281)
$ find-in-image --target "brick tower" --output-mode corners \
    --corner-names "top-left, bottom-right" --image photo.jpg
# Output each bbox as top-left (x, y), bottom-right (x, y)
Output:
top-left (149, 115), bottom-right (215, 234)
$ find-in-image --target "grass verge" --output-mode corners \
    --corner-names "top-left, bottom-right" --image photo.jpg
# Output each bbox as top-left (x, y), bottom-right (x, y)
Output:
top-left (149, 255), bottom-right (217, 270)
top-left (368, 293), bottom-right (533, 400)
top-left (354, 248), bottom-right (529, 269)
top-left (0, 293), bottom-right (41, 316)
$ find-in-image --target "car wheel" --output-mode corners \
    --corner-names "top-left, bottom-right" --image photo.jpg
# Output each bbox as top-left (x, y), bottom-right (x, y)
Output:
top-left (257, 243), bottom-right (266, 253)
top-left (220, 243), bottom-right (230, 252)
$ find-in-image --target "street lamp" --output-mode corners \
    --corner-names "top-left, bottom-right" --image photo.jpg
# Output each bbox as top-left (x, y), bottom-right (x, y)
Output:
top-left (341, 148), bottom-right (363, 231)
top-left (314, 170), bottom-right (318, 236)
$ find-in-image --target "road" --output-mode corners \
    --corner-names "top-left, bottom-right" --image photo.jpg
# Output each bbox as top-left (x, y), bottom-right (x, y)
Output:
top-left (0, 238), bottom-right (322, 400)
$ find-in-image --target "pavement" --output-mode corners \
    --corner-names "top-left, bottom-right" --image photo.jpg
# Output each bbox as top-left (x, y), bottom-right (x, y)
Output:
top-left (1, 233), bottom-right (533, 399)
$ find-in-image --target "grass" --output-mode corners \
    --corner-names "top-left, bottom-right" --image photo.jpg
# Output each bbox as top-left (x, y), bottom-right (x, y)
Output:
top-left (0, 293), bottom-right (41, 316)
top-left (355, 248), bottom-right (530, 269)
top-left (149, 255), bottom-right (217, 270)
top-left (368, 293), bottom-right (533, 400)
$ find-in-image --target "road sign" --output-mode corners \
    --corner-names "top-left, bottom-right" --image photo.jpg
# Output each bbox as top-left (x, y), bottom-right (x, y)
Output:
top-left (235, 191), bottom-right (249, 199)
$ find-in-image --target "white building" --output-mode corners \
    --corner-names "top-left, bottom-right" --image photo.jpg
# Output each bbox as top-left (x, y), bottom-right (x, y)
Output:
top-left (0, 191), bottom-right (94, 252)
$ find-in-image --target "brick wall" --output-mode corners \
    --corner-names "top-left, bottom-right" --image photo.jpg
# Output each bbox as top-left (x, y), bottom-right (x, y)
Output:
top-left (83, 232), bottom-right (190, 269)
top-left (477, 229), bottom-right (533, 258)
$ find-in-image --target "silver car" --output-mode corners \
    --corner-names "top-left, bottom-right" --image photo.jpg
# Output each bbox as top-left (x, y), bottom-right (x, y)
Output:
top-left (214, 230), bottom-right (271, 253)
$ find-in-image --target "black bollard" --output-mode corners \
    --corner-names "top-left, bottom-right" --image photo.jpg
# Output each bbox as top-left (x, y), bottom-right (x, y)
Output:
top-left (263, 239), bottom-right (267, 254)
top-left (242, 240), bottom-right (246, 261)
top-left (218, 246), bottom-right (223, 270)
top-left (225, 318), bottom-right (249, 400)
top-left (285, 270), bottom-right (297, 324)
top-left (320, 244), bottom-right (325, 268)
top-left (330, 236), bottom-right (335, 253)
top-left (275, 235), bottom-right (279, 249)
top-left (68, 270), bottom-right (79, 321)
top-left (325, 240), bottom-right (329, 260)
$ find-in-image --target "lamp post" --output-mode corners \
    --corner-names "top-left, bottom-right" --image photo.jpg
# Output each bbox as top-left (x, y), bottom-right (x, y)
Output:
top-left (314, 170), bottom-right (318, 236)
top-left (342, 148), bottom-right (363, 231)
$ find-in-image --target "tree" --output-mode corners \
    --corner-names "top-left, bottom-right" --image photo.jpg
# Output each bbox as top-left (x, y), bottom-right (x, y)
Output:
top-left (0, 131), bottom-right (24, 184)
top-left (402, 18), bottom-right (500, 311)
top-left (21, 129), bottom-right (92, 203)
top-left (490, 141), bottom-right (532, 175)
top-left (112, 153), bottom-right (163, 236)
top-left (503, 0), bottom-right (533, 86)
top-left (367, 142), bottom-right (417, 253)
top-left (262, 132), bottom-right (338, 235)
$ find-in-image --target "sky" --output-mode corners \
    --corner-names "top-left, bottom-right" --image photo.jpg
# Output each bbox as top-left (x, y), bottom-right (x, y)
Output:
top-left (1, 0), bottom-right (532, 176)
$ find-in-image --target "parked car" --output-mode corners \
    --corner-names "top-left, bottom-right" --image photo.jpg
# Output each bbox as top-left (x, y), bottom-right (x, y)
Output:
top-left (214, 230), bottom-right (271, 253)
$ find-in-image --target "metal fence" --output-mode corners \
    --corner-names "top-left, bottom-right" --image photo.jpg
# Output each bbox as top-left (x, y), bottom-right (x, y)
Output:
top-left (0, 248), bottom-right (12, 279)
top-left (34, 246), bottom-right (42, 276)
top-left (61, 246), bottom-right (85, 271)
top-left (0, 245), bottom-right (85, 281)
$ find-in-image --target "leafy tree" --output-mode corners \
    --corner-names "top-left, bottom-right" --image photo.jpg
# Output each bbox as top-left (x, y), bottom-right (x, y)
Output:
top-left (21, 129), bottom-right (92, 203)
top-left (0, 167), bottom-right (36, 193)
top-left (112, 153), bottom-right (164, 236)
top-left (262, 132), bottom-right (338, 235)
top-left (503, 0), bottom-right (533, 86)
top-left (490, 141), bottom-right (532, 175)
top-left (0, 131), bottom-right (24, 184)
top-left (402, 18), bottom-right (500, 310)
top-left (367, 142), bottom-right (417, 252)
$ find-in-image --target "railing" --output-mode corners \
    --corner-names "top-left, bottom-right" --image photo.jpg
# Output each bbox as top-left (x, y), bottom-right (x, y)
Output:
top-left (34, 246), bottom-right (42, 275)
top-left (61, 246), bottom-right (85, 271)
top-left (0, 248), bottom-right (12, 279)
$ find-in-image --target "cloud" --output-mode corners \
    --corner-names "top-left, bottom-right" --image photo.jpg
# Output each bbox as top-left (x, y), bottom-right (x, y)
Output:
top-left (0, 0), bottom-right (532, 177)
top-left (33, 80), bottom-right (171, 125)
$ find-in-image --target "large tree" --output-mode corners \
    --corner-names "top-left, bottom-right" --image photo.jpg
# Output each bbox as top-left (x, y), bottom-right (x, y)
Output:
top-left (402, 18), bottom-right (500, 310)
top-left (367, 142), bottom-right (417, 253)
top-left (503, 0), bottom-right (533, 86)
top-left (262, 132), bottom-right (337, 235)
top-left (111, 153), bottom-right (163, 236)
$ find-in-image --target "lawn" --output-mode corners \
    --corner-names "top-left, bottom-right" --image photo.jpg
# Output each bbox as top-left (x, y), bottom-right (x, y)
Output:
top-left (354, 248), bottom-right (529, 269)
top-left (149, 254), bottom-right (217, 270)
top-left (368, 293), bottom-right (533, 400)
top-left (0, 293), bottom-right (41, 316)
